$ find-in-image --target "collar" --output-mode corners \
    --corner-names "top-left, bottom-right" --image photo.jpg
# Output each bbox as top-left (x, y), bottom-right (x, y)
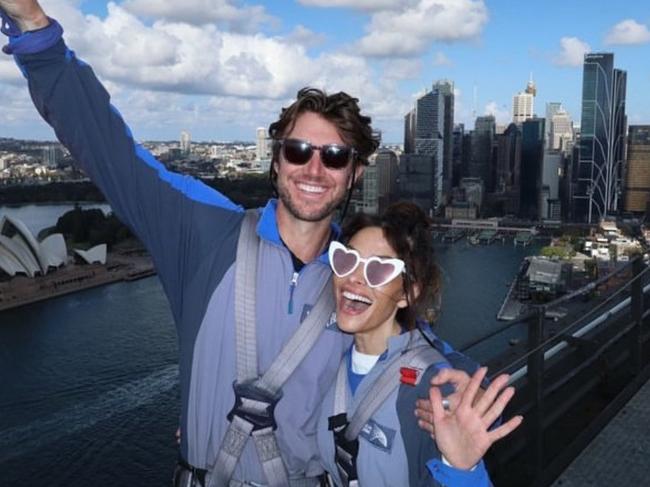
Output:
top-left (257, 198), bottom-right (340, 265)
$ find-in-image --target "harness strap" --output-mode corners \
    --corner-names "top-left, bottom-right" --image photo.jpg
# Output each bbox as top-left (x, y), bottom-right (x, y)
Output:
top-left (346, 343), bottom-right (443, 440)
top-left (235, 209), bottom-right (260, 382)
top-left (329, 335), bottom-right (446, 486)
top-left (214, 209), bottom-right (335, 487)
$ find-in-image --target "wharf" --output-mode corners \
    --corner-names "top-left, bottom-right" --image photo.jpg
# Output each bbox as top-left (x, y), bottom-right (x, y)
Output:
top-left (551, 375), bottom-right (650, 486)
top-left (0, 251), bottom-right (155, 312)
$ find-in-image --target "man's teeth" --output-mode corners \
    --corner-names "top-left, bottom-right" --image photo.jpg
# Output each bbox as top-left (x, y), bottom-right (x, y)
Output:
top-left (342, 291), bottom-right (372, 304)
top-left (297, 183), bottom-right (325, 193)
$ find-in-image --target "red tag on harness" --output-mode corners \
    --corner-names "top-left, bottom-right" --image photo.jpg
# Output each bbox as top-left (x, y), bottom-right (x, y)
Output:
top-left (400, 367), bottom-right (419, 386)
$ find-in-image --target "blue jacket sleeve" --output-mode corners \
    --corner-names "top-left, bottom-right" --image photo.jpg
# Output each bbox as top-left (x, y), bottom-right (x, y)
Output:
top-left (427, 459), bottom-right (491, 487)
top-left (7, 24), bottom-right (244, 323)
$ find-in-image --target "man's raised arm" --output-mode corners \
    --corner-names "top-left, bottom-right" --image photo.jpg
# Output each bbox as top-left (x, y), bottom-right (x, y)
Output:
top-left (0, 0), bottom-right (244, 321)
top-left (0, 0), bottom-right (48, 33)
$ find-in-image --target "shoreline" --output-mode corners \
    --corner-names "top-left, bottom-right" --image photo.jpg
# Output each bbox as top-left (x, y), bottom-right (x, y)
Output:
top-left (0, 250), bottom-right (156, 312)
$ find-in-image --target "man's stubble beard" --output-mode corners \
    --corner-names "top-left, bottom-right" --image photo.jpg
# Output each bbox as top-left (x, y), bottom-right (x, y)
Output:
top-left (277, 182), bottom-right (345, 223)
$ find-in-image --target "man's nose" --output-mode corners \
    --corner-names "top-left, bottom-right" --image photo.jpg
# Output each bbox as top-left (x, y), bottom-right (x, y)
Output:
top-left (303, 148), bottom-right (327, 176)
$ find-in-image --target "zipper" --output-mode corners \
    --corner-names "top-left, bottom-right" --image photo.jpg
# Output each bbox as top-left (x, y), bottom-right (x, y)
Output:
top-left (288, 271), bottom-right (299, 314)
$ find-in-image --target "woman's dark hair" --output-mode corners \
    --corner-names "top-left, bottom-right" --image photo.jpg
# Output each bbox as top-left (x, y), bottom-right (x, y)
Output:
top-left (340, 201), bottom-right (439, 331)
top-left (267, 87), bottom-right (381, 189)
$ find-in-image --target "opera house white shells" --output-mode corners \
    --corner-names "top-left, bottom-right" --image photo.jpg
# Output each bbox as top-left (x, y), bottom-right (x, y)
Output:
top-left (0, 215), bottom-right (106, 277)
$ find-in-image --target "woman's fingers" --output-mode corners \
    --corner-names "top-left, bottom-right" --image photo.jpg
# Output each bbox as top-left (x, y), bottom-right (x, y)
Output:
top-left (474, 373), bottom-right (510, 417)
top-left (428, 385), bottom-right (447, 422)
top-left (482, 385), bottom-right (517, 427)
top-left (430, 368), bottom-right (472, 393)
top-left (487, 415), bottom-right (524, 443)
top-left (458, 367), bottom-right (487, 410)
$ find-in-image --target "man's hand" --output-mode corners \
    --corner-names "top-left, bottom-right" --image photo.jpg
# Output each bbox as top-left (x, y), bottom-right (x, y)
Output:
top-left (428, 367), bottom-right (522, 470)
top-left (415, 368), bottom-right (481, 437)
top-left (0, 0), bottom-right (49, 32)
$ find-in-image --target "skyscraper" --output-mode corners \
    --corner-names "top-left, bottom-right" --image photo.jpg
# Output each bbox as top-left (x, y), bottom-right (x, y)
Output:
top-left (573, 52), bottom-right (627, 223)
top-left (433, 80), bottom-right (455, 203)
top-left (469, 115), bottom-right (495, 192)
top-left (624, 126), bottom-right (650, 213)
top-left (404, 109), bottom-right (415, 154)
top-left (545, 102), bottom-right (563, 148)
top-left (256, 127), bottom-right (269, 161)
top-left (550, 108), bottom-right (574, 152)
top-left (400, 87), bottom-right (444, 213)
top-left (512, 76), bottom-right (536, 124)
top-left (520, 118), bottom-right (545, 220)
top-left (180, 130), bottom-right (191, 156)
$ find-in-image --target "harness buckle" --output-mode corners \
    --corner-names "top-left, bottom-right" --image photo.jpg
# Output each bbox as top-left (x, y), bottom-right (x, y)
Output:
top-left (227, 381), bottom-right (283, 432)
top-left (328, 413), bottom-right (359, 486)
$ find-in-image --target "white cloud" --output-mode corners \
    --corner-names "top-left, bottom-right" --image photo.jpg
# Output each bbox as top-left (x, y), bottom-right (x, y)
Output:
top-left (484, 101), bottom-right (509, 125)
top-left (553, 37), bottom-right (590, 67)
top-left (433, 51), bottom-right (452, 66)
top-left (381, 58), bottom-right (422, 80)
top-left (297, 0), bottom-right (406, 12)
top-left (357, 0), bottom-right (488, 57)
top-left (0, 57), bottom-right (25, 84)
top-left (283, 25), bottom-right (327, 49)
top-left (28, 3), bottom-right (314, 98)
top-left (0, 0), bottom-right (416, 141)
top-left (122, 0), bottom-right (274, 32)
top-left (604, 19), bottom-right (650, 45)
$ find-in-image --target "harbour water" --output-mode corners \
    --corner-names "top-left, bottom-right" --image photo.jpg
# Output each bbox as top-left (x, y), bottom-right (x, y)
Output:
top-left (0, 204), bottom-right (542, 485)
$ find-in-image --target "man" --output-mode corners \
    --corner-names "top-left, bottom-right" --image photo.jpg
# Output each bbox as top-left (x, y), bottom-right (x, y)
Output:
top-left (0, 2), bottom-right (480, 486)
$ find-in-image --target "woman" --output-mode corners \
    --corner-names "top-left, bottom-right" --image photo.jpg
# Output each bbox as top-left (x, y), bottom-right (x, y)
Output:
top-left (317, 202), bottom-right (522, 486)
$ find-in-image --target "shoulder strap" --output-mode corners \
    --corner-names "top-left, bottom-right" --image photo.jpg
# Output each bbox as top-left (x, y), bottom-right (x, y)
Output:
top-left (235, 209), bottom-right (260, 382)
top-left (343, 344), bottom-right (446, 441)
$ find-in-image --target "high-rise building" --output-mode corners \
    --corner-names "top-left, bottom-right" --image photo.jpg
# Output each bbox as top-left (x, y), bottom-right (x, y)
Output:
top-left (256, 127), bottom-right (269, 161)
top-left (541, 150), bottom-right (564, 219)
top-left (433, 80), bottom-right (455, 203)
top-left (180, 130), bottom-right (191, 156)
top-left (469, 115), bottom-right (495, 192)
top-left (573, 52), bottom-right (627, 223)
top-left (545, 102), bottom-right (563, 148)
top-left (513, 77), bottom-right (536, 124)
top-left (452, 123), bottom-right (465, 187)
top-left (520, 118), bottom-right (545, 219)
top-left (550, 108), bottom-right (574, 152)
top-left (375, 149), bottom-right (400, 214)
top-left (495, 123), bottom-right (522, 192)
top-left (401, 87), bottom-right (445, 213)
top-left (624, 126), bottom-right (650, 213)
top-left (404, 109), bottom-right (416, 154)
top-left (42, 145), bottom-right (62, 168)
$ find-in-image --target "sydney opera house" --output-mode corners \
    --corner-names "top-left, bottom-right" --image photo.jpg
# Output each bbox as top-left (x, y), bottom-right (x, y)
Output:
top-left (0, 215), bottom-right (106, 278)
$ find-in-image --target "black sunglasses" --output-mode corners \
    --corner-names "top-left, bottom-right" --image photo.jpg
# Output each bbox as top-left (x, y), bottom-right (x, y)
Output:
top-left (276, 138), bottom-right (356, 170)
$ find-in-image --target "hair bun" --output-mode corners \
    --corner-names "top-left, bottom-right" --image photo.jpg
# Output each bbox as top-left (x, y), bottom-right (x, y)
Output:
top-left (384, 201), bottom-right (431, 234)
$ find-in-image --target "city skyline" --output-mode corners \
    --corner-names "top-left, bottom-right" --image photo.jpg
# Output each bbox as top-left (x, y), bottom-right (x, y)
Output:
top-left (1, 0), bottom-right (649, 143)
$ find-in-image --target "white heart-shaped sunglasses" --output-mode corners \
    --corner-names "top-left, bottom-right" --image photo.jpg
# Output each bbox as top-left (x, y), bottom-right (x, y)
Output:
top-left (328, 241), bottom-right (405, 288)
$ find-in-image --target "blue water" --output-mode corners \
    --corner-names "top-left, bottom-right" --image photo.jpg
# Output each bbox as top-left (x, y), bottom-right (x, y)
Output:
top-left (0, 205), bottom-right (542, 485)
top-left (0, 278), bottom-right (179, 486)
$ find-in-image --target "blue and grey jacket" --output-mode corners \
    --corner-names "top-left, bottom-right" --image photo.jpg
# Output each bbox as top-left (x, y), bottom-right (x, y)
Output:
top-left (317, 330), bottom-right (492, 487)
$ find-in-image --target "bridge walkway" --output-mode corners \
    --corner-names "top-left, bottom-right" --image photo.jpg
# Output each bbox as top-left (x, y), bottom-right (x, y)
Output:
top-left (551, 375), bottom-right (650, 486)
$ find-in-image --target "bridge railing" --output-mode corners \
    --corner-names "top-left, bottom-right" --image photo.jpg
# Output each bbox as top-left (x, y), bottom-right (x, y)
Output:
top-left (464, 256), bottom-right (650, 486)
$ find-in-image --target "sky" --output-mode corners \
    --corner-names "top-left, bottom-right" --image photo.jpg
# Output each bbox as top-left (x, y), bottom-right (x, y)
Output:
top-left (0, 0), bottom-right (649, 143)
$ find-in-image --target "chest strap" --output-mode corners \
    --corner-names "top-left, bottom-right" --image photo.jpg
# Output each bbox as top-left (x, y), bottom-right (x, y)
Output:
top-left (212, 209), bottom-right (335, 487)
top-left (328, 337), bottom-right (445, 487)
